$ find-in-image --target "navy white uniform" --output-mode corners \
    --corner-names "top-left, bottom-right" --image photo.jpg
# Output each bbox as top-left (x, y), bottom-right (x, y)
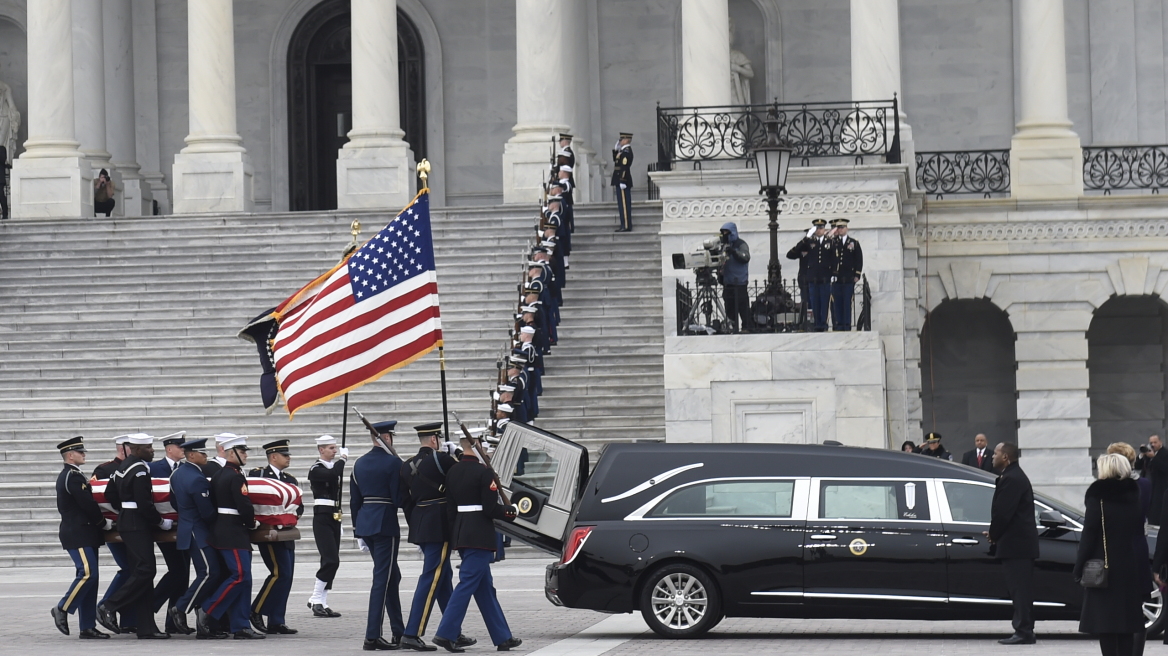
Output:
top-left (400, 433), bottom-right (458, 639)
top-left (350, 430), bottom-right (407, 643)
top-left (307, 452), bottom-right (345, 604)
top-left (101, 449), bottom-right (166, 637)
top-left (54, 437), bottom-right (108, 635)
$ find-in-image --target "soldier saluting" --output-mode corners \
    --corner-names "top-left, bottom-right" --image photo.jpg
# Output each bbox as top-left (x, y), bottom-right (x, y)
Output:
top-left (306, 434), bottom-right (348, 618)
top-left (52, 436), bottom-right (112, 639)
top-left (612, 132), bottom-right (633, 232)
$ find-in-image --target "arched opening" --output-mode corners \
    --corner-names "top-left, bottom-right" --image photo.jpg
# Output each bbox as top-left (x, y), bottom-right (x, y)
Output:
top-left (1087, 296), bottom-right (1168, 454)
top-left (287, 0), bottom-right (426, 211)
top-left (919, 298), bottom-right (1018, 454)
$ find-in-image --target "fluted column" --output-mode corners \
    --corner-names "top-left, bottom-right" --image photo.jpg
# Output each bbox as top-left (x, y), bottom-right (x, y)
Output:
top-left (10, 0), bottom-right (93, 218)
top-left (171, 0), bottom-right (254, 213)
top-left (73, 0), bottom-right (114, 176)
top-left (1010, 0), bottom-right (1083, 199)
top-left (104, 0), bottom-right (152, 216)
top-left (501, 0), bottom-right (571, 203)
top-left (851, 0), bottom-right (913, 171)
top-left (132, 0), bottom-right (169, 213)
top-left (336, 0), bottom-right (413, 210)
top-left (681, 0), bottom-right (731, 107)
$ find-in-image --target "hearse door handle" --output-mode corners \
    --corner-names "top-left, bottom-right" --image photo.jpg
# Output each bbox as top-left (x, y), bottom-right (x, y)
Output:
top-left (809, 534), bottom-right (837, 541)
top-left (952, 538), bottom-right (979, 545)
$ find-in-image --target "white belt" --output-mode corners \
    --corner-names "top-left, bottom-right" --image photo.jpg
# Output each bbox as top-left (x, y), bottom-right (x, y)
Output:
top-left (217, 508), bottom-right (240, 515)
top-left (313, 499), bottom-right (336, 506)
top-left (457, 505), bottom-right (483, 513)
top-left (121, 502), bottom-right (138, 508)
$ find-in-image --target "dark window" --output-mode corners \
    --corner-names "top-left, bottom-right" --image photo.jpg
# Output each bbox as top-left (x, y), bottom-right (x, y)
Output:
top-left (943, 481), bottom-right (993, 524)
top-left (647, 480), bottom-right (795, 518)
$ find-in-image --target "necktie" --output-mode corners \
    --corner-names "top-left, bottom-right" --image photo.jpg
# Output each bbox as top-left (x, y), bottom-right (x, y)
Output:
top-left (977, 452), bottom-right (983, 467)
top-left (172, 461), bottom-right (178, 472)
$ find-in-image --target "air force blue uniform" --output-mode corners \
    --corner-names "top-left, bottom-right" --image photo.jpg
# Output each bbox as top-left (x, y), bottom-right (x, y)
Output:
top-left (350, 445), bottom-right (407, 642)
top-left (169, 459), bottom-right (219, 615)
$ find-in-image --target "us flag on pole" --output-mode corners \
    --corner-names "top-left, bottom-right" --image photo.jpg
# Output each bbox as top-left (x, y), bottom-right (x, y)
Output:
top-left (271, 191), bottom-right (442, 417)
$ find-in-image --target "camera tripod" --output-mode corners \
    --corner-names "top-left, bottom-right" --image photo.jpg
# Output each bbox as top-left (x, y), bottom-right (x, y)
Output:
top-left (681, 267), bottom-right (729, 335)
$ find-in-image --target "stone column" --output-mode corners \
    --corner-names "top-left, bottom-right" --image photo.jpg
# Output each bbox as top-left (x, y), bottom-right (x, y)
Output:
top-left (9, 0), bottom-right (94, 218)
top-left (502, 0), bottom-right (570, 204)
top-left (132, 0), bottom-right (168, 213)
top-left (1010, 0), bottom-right (1083, 200)
top-left (171, 0), bottom-right (254, 213)
top-left (72, 0), bottom-right (115, 186)
top-left (850, 0), bottom-right (913, 173)
top-left (104, 0), bottom-right (151, 217)
top-left (681, 0), bottom-right (731, 107)
top-left (336, 0), bottom-right (414, 210)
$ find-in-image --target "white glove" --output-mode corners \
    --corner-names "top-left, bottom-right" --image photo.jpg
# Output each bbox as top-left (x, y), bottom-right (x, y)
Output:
top-left (614, 140), bottom-right (621, 151)
top-left (807, 227), bottom-right (816, 238)
top-left (102, 519), bottom-right (114, 531)
top-left (339, 447), bottom-right (349, 459)
top-left (251, 520), bottom-right (262, 530)
top-left (158, 518), bottom-right (174, 531)
top-left (357, 538), bottom-right (370, 553)
top-left (619, 183), bottom-right (627, 190)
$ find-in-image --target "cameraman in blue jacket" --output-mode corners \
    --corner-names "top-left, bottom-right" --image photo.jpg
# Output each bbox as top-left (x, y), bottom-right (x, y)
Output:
top-left (718, 222), bottom-right (753, 333)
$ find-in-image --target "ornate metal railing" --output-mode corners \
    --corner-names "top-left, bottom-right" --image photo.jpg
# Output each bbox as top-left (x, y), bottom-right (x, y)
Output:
top-left (656, 98), bottom-right (900, 168)
top-left (915, 150), bottom-right (1011, 199)
top-left (1083, 145), bottom-right (1168, 194)
top-left (675, 276), bottom-right (871, 336)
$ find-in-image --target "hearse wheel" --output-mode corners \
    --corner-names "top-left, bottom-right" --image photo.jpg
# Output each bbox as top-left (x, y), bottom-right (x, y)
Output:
top-left (639, 563), bottom-right (723, 638)
top-left (1146, 582), bottom-right (1166, 638)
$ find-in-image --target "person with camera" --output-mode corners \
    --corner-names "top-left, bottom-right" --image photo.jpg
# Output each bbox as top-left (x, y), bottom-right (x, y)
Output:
top-left (716, 223), bottom-right (753, 333)
top-left (94, 169), bottom-right (115, 217)
top-left (830, 218), bottom-right (862, 331)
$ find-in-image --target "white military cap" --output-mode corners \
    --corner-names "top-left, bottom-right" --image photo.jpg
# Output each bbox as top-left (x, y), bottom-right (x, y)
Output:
top-left (520, 326), bottom-right (535, 335)
top-left (113, 434), bottom-right (132, 445)
top-left (218, 434), bottom-right (248, 450)
top-left (125, 433), bottom-right (154, 445)
top-left (559, 165), bottom-right (573, 172)
top-left (497, 403), bottom-right (514, 413)
top-left (315, 435), bottom-right (338, 446)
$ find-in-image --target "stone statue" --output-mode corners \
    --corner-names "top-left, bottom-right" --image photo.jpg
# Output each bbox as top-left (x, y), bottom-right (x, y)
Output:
top-left (0, 79), bottom-right (18, 164)
top-left (729, 19), bottom-right (754, 105)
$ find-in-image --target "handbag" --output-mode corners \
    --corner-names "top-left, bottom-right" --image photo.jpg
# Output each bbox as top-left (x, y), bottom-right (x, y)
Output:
top-left (1080, 499), bottom-right (1109, 588)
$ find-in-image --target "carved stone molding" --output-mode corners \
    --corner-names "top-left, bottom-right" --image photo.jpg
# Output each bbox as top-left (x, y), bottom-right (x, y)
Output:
top-left (918, 219), bottom-right (1168, 242)
top-left (663, 193), bottom-right (899, 220)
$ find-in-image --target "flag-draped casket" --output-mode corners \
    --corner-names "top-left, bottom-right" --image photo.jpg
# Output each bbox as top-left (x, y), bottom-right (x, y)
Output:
top-left (90, 477), bottom-right (302, 527)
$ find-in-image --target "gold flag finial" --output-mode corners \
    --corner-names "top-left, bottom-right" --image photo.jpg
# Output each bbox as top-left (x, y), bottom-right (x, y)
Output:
top-left (350, 218), bottom-right (361, 240)
top-left (417, 159), bottom-right (431, 183)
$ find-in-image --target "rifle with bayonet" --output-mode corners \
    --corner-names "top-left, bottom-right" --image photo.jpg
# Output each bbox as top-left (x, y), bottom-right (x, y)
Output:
top-left (451, 410), bottom-right (511, 506)
top-left (350, 406), bottom-right (400, 458)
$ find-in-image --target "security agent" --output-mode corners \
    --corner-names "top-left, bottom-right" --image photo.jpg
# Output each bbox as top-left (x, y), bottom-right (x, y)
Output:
top-left (96, 433), bottom-right (174, 639)
top-left (351, 419), bottom-right (407, 651)
top-left (198, 433), bottom-right (266, 640)
top-left (399, 422), bottom-right (475, 652)
top-left (148, 431), bottom-right (191, 634)
top-left (829, 218), bottom-right (863, 331)
top-left (167, 438), bottom-right (225, 639)
top-left (52, 436), bottom-right (113, 639)
top-left (249, 439), bottom-right (302, 635)
top-left (789, 218), bottom-right (836, 331)
top-left (91, 434), bottom-right (134, 633)
top-left (432, 435), bottom-right (521, 653)
top-left (306, 434), bottom-right (349, 617)
top-left (612, 132), bottom-right (633, 232)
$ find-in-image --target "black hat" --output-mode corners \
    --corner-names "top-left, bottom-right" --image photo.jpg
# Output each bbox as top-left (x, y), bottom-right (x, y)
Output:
top-left (924, 432), bottom-right (942, 443)
top-left (619, 132), bottom-right (633, 139)
top-left (57, 436), bottom-right (86, 454)
top-left (812, 218), bottom-right (827, 227)
top-left (831, 218), bottom-right (850, 226)
top-left (415, 422), bottom-right (443, 439)
top-left (372, 420), bottom-right (398, 433)
top-left (263, 439), bottom-right (291, 455)
top-left (558, 133), bottom-right (573, 141)
top-left (180, 438), bottom-right (208, 452)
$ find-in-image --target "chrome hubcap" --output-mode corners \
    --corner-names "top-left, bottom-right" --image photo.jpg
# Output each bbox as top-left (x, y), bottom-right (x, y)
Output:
top-left (651, 573), bottom-right (708, 630)
top-left (1144, 584), bottom-right (1163, 629)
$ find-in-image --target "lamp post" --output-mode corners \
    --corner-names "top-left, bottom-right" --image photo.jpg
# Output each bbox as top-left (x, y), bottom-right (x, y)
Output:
top-left (752, 116), bottom-right (793, 289)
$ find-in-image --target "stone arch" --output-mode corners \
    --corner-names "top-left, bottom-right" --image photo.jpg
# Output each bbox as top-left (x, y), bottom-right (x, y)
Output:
top-left (0, 1), bottom-right (24, 31)
top-left (919, 298), bottom-right (1018, 453)
top-left (1087, 295), bottom-right (1168, 454)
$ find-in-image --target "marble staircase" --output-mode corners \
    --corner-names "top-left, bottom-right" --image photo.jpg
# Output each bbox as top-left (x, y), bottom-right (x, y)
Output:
top-left (0, 201), bottom-right (664, 565)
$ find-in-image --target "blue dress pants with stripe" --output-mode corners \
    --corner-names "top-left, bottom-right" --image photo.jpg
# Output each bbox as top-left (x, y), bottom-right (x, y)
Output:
top-left (203, 547), bottom-right (252, 633)
top-left (365, 534), bottom-right (404, 640)
top-left (405, 541), bottom-right (452, 637)
top-left (435, 548), bottom-right (511, 646)
top-left (253, 541), bottom-right (294, 625)
top-left (177, 540), bottom-right (221, 614)
top-left (615, 186), bottom-right (632, 230)
top-left (60, 546), bottom-right (100, 630)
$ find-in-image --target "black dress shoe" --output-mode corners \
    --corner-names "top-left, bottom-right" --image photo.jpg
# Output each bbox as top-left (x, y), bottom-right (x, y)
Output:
top-left (267, 623), bottom-right (298, 635)
top-left (496, 637), bottom-right (522, 651)
top-left (167, 605), bottom-right (192, 635)
top-left (95, 603), bottom-right (119, 634)
top-left (431, 636), bottom-right (464, 653)
top-left (455, 635), bottom-right (477, 648)
top-left (196, 629), bottom-right (229, 640)
top-left (234, 629), bottom-right (267, 639)
top-left (78, 628), bottom-right (109, 639)
top-left (51, 605), bottom-right (69, 635)
top-left (614, 228), bottom-right (628, 233)
top-left (195, 607), bottom-right (212, 635)
top-left (400, 635), bottom-right (437, 651)
top-left (998, 632), bottom-right (1036, 645)
top-left (250, 612), bottom-right (268, 634)
top-left (137, 631), bottom-right (171, 639)
top-left (310, 603), bottom-right (342, 618)
top-left (364, 637), bottom-right (402, 651)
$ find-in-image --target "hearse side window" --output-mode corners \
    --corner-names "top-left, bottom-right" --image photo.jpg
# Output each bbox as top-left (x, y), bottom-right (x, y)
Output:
top-left (943, 481), bottom-right (994, 524)
top-left (645, 480), bottom-right (795, 518)
top-left (513, 446), bottom-right (559, 496)
top-left (820, 480), bottom-right (930, 521)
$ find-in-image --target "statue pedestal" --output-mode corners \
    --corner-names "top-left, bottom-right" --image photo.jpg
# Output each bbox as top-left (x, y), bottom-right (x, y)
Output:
top-left (9, 156), bottom-right (94, 219)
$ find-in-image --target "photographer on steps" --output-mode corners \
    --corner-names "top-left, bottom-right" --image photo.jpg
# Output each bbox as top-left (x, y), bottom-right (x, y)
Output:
top-left (718, 223), bottom-right (753, 333)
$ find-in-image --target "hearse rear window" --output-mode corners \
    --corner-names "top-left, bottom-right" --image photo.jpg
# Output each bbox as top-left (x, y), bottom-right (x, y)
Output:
top-left (819, 480), bottom-right (929, 521)
top-left (646, 480), bottom-right (795, 518)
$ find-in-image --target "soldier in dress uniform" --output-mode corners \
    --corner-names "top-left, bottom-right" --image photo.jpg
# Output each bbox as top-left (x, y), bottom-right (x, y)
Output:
top-left (149, 431), bottom-right (190, 634)
top-left (198, 434), bottom-right (266, 640)
top-left (612, 132), bottom-right (633, 232)
top-left (91, 434), bottom-right (134, 633)
top-left (168, 438), bottom-right (225, 639)
top-left (52, 436), bottom-right (112, 639)
top-left (918, 433), bottom-right (953, 461)
top-left (306, 434), bottom-right (348, 618)
top-left (431, 435), bottom-right (521, 653)
top-left (351, 420), bottom-right (407, 651)
top-left (96, 434), bottom-right (173, 639)
top-left (399, 422), bottom-right (472, 652)
top-left (830, 218), bottom-right (863, 331)
top-left (202, 433), bottom-right (236, 479)
top-left (249, 439), bottom-right (301, 635)
top-left (788, 218), bottom-right (836, 331)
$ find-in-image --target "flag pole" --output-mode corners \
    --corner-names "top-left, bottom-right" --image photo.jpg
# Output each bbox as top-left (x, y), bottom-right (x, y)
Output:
top-left (337, 218), bottom-right (361, 450)
top-left (417, 158), bottom-right (450, 440)
top-left (341, 393), bottom-right (349, 448)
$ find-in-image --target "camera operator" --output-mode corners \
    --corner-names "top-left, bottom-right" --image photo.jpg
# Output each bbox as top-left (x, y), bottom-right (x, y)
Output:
top-left (717, 223), bottom-right (753, 333)
top-left (830, 218), bottom-right (863, 331)
top-left (788, 218), bottom-right (835, 331)
top-left (94, 168), bottom-right (115, 217)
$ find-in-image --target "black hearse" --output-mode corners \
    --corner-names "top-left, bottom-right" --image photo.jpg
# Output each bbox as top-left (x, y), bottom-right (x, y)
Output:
top-left (490, 423), bottom-right (1164, 638)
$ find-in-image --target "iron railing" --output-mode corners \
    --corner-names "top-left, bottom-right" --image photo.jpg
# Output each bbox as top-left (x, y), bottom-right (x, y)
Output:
top-left (676, 275), bottom-right (871, 336)
top-left (1083, 145), bottom-right (1168, 194)
top-left (646, 162), bottom-right (663, 201)
top-left (915, 149), bottom-right (1011, 199)
top-left (656, 99), bottom-right (900, 169)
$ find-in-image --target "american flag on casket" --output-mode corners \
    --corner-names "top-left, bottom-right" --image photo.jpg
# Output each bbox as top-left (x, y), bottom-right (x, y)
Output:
top-left (89, 477), bottom-right (302, 528)
top-left (90, 478), bottom-right (177, 522)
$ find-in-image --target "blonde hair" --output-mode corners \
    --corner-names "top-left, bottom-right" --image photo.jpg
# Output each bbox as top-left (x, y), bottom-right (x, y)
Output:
top-left (1096, 453), bottom-right (1132, 480)
top-left (1107, 442), bottom-right (1137, 465)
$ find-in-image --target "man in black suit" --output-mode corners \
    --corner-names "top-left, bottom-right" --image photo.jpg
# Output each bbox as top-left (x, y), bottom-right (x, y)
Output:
top-left (960, 433), bottom-right (995, 473)
top-left (985, 442), bottom-right (1039, 645)
top-left (1146, 435), bottom-right (1168, 524)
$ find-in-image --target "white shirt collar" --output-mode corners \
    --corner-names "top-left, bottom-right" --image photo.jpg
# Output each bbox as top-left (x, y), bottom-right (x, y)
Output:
top-left (214, 456), bottom-right (226, 466)
top-left (268, 464), bottom-right (282, 476)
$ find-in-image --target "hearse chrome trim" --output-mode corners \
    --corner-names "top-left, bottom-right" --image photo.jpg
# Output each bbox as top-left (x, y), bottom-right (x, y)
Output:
top-left (601, 463), bottom-right (705, 503)
top-left (751, 592), bottom-right (1065, 608)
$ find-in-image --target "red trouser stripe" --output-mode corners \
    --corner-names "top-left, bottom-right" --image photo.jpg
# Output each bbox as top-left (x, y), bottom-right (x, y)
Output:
top-left (207, 549), bottom-right (243, 615)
